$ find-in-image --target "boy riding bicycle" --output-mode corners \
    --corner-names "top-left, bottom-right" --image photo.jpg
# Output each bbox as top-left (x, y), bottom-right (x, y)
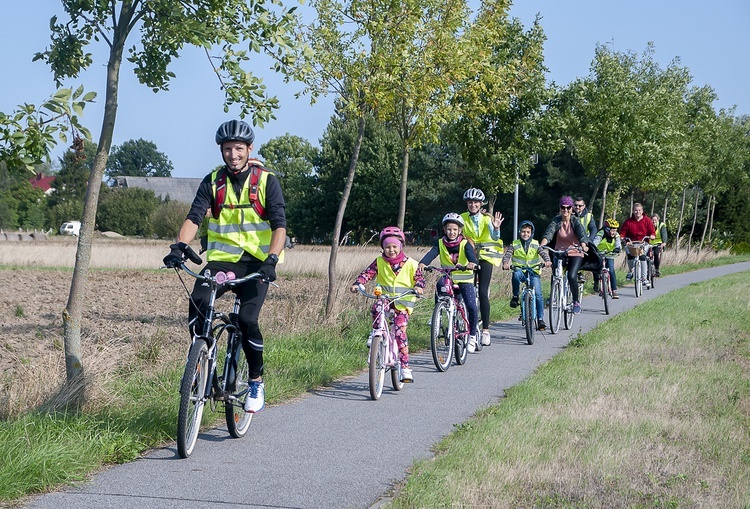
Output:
top-left (593, 218), bottom-right (623, 299)
top-left (501, 221), bottom-right (551, 331)
top-left (350, 227), bottom-right (425, 382)
top-left (418, 213), bottom-right (480, 352)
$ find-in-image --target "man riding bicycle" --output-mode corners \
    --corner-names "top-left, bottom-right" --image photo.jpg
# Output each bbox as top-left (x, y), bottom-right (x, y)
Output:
top-left (163, 120), bottom-right (287, 414)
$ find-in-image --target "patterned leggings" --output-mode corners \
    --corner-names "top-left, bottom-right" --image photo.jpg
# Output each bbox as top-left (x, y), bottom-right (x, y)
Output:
top-left (371, 303), bottom-right (410, 368)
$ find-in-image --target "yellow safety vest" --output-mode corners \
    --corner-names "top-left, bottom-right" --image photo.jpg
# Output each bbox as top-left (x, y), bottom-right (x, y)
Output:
top-left (579, 211), bottom-right (593, 232)
top-left (511, 239), bottom-right (542, 275)
top-left (376, 257), bottom-right (419, 314)
top-left (206, 168), bottom-right (275, 263)
top-left (460, 212), bottom-right (503, 266)
top-left (595, 232), bottom-right (618, 258)
top-left (438, 238), bottom-right (472, 283)
top-left (650, 221), bottom-right (665, 245)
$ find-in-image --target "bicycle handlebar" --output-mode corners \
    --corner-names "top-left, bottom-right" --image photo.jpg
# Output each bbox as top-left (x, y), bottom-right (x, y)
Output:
top-left (354, 284), bottom-right (421, 301)
top-left (165, 243), bottom-right (278, 288)
top-left (623, 237), bottom-right (651, 245)
top-left (539, 245), bottom-right (583, 256)
top-left (423, 264), bottom-right (479, 274)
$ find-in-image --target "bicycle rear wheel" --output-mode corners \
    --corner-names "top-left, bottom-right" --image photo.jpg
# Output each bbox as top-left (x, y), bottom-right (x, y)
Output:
top-left (454, 300), bottom-right (468, 365)
top-left (430, 300), bottom-right (453, 372)
top-left (601, 271), bottom-right (610, 315)
top-left (523, 290), bottom-right (534, 345)
top-left (549, 280), bottom-right (562, 334)
top-left (369, 334), bottom-right (386, 400)
top-left (177, 339), bottom-right (209, 458)
top-left (563, 283), bottom-right (574, 330)
top-left (225, 336), bottom-right (253, 438)
top-left (648, 258), bottom-right (655, 289)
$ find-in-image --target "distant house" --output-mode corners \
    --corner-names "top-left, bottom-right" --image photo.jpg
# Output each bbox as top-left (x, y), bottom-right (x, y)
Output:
top-left (29, 173), bottom-right (55, 195)
top-left (113, 176), bottom-right (202, 204)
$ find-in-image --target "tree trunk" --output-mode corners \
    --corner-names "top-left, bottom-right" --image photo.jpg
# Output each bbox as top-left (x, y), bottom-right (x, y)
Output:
top-left (588, 169), bottom-right (604, 215)
top-left (662, 192), bottom-right (668, 225)
top-left (325, 115), bottom-right (366, 318)
top-left (396, 144), bottom-right (409, 230)
top-left (599, 174), bottom-right (610, 226)
top-left (687, 187), bottom-right (700, 252)
top-left (676, 187), bottom-right (687, 248)
top-left (707, 197), bottom-right (716, 244)
top-left (698, 194), bottom-right (712, 254)
top-left (62, 15), bottom-right (130, 398)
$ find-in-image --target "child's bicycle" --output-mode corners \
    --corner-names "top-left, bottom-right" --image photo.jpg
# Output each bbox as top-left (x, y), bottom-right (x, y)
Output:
top-left (541, 245), bottom-right (583, 334)
top-left (423, 266), bottom-right (474, 371)
top-left (165, 243), bottom-right (277, 458)
top-left (512, 263), bottom-right (543, 345)
top-left (354, 284), bottom-right (419, 400)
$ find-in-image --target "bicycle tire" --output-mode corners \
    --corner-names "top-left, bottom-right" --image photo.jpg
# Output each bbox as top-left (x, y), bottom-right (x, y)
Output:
top-left (563, 283), bottom-right (574, 330)
top-left (391, 364), bottom-right (403, 391)
top-left (225, 336), bottom-right (252, 438)
top-left (648, 258), bottom-right (655, 290)
top-left (601, 271), bottom-right (610, 315)
top-left (523, 290), bottom-right (534, 345)
top-left (430, 300), bottom-right (453, 372)
top-left (369, 334), bottom-right (385, 400)
top-left (549, 280), bottom-right (562, 334)
top-left (177, 339), bottom-right (209, 458)
top-left (454, 300), bottom-right (468, 365)
top-left (634, 262), bottom-right (642, 297)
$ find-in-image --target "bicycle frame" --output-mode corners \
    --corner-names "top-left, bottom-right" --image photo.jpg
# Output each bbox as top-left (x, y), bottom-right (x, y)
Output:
top-left (512, 264), bottom-right (542, 345)
top-left (625, 237), bottom-right (653, 296)
top-left (424, 266), bottom-right (473, 371)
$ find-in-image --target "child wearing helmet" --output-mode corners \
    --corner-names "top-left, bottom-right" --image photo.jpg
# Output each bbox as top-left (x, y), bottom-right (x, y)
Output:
top-left (460, 188), bottom-right (504, 346)
top-left (350, 226), bottom-right (425, 382)
top-left (593, 218), bottom-right (623, 298)
top-left (501, 221), bottom-right (552, 331)
top-left (418, 213), bottom-right (481, 351)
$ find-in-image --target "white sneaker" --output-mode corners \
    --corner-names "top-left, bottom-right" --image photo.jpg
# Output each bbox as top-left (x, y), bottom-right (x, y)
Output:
top-left (467, 335), bottom-right (477, 353)
top-left (244, 380), bottom-right (265, 413)
top-left (480, 330), bottom-right (491, 346)
top-left (401, 367), bottom-right (413, 383)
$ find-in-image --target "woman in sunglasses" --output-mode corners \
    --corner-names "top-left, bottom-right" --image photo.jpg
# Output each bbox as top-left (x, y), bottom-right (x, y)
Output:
top-left (540, 195), bottom-right (590, 314)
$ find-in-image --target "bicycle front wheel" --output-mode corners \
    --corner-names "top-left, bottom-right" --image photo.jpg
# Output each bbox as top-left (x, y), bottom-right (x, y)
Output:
top-left (523, 290), bottom-right (534, 345)
top-left (454, 300), bottom-right (469, 365)
top-left (225, 337), bottom-right (252, 438)
top-left (634, 262), bottom-right (643, 297)
top-left (177, 339), bottom-right (209, 458)
top-left (549, 280), bottom-right (562, 334)
top-left (563, 283), bottom-right (574, 330)
top-left (369, 334), bottom-right (386, 400)
top-left (430, 300), bottom-right (453, 372)
top-left (601, 272), bottom-right (610, 315)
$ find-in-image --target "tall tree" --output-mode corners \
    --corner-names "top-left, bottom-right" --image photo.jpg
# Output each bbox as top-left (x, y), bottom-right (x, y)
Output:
top-left (34, 0), bottom-right (304, 396)
top-left (105, 138), bottom-right (173, 182)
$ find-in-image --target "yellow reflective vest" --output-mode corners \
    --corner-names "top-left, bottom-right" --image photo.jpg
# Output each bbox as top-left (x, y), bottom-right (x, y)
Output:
top-left (650, 221), bottom-right (666, 246)
top-left (511, 239), bottom-right (542, 275)
top-left (460, 212), bottom-right (503, 266)
top-left (206, 167), bottom-right (274, 263)
top-left (438, 238), bottom-right (472, 283)
top-left (376, 257), bottom-right (418, 314)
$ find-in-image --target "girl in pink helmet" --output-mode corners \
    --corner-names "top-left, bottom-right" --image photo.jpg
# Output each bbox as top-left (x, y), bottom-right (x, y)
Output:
top-left (350, 226), bottom-right (425, 382)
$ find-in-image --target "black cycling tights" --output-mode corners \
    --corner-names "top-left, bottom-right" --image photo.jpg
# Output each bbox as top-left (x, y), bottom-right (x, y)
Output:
top-left (477, 259), bottom-right (494, 328)
top-left (188, 260), bottom-right (268, 379)
top-left (564, 256), bottom-right (584, 303)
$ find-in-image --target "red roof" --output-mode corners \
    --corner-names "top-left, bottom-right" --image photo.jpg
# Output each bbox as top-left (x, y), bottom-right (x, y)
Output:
top-left (30, 172), bottom-right (55, 193)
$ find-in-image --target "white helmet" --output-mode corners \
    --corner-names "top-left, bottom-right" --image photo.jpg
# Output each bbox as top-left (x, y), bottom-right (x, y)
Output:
top-left (463, 188), bottom-right (485, 202)
top-left (442, 212), bottom-right (464, 227)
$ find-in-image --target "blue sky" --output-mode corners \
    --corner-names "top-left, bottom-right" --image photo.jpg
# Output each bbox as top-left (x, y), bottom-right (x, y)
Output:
top-left (1, 0), bottom-right (748, 178)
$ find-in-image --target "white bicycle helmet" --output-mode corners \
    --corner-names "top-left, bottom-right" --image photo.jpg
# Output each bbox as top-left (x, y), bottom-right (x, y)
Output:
top-left (442, 212), bottom-right (464, 227)
top-left (463, 188), bottom-right (485, 202)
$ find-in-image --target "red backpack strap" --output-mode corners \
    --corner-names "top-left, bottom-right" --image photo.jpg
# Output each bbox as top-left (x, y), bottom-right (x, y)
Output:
top-left (247, 160), bottom-right (267, 220)
top-left (211, 168), bottom-right (228, 219)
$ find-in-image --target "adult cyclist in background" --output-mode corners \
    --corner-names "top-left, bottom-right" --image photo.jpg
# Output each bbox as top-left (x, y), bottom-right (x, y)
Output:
top-left (650, 213), bottom-right (668, 277)
top-left (461, 188), bottom-right (504, 347)
top-left (573, 196), bottom-right (600, 292)
top-left (163, 120), bottom-right (287, 415)
top-left (540, 196), bottom-right (590, 315)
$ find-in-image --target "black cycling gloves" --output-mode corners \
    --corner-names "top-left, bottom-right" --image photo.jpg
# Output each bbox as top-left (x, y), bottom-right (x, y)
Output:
top-left (163, 243), bottom-right (186, 268)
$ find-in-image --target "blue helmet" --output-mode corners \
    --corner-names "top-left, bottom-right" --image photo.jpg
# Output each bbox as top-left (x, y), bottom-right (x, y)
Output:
top-left (518, 220), bottom-right (535, 237)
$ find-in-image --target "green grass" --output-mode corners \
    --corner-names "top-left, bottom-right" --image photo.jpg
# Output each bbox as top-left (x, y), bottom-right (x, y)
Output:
top-left (389, 270), bottom-right (750, 508)
top-left (1, 255), bottom-right (748, 504)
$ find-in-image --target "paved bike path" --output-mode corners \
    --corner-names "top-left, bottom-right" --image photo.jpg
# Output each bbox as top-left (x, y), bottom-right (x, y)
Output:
top-left (27, 262), bottom-right (750, 509)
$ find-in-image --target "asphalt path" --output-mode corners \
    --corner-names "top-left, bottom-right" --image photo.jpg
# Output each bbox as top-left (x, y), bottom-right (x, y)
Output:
top-left (26, 261), bottom-right (750, 509)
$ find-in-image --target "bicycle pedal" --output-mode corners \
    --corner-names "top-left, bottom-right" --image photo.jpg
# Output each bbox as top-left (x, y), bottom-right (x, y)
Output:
top-left (213, 391), bottom-right (230, 402)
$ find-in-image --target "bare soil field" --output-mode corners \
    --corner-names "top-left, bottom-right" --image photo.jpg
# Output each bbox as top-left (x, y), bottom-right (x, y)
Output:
top-left (0, 236), bottom-right (430, 417)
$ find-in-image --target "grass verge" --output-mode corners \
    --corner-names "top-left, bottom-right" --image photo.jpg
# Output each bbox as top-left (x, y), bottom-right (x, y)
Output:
top-left (389, 271), bottom-right (750, 508)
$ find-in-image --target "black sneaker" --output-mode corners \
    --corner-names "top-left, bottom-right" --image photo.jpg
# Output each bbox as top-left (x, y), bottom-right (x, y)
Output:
top-left (593, 281), bottom-right (600, 293)
top-left (537, 319), bottom-right (546, 331)
top-left (509, 296), bottom-right (519, 308)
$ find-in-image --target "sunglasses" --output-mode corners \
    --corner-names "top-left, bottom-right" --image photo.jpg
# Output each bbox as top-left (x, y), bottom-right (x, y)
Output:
top-left (560, 206), bottom-right (572, 210)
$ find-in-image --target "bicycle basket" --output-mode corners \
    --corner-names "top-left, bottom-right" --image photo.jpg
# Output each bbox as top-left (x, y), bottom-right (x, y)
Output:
top-left (626, 244), bottom-right (643, 257)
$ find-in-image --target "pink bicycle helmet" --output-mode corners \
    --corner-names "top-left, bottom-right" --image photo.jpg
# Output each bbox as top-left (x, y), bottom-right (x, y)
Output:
top-left (379, 226), bottom-right (405, 247)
